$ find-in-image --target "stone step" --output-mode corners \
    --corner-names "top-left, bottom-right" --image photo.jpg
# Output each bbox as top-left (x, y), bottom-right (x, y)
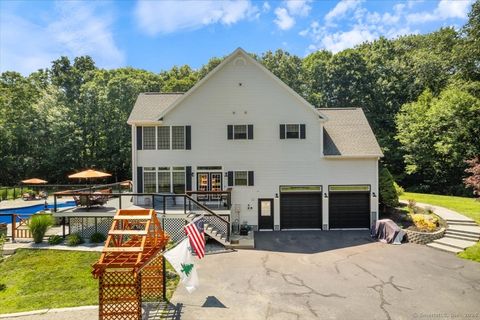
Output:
top-left (427, 242), bottom-right (463, 254)
top-left (445, 218), bottom-right (476, 224)
top-left (443, 234), bottom-right (479, 242)
top-left (445, 230), bottom-right (480, 240)
top-left (448, 225), bottom-right (480, 236)
top-left (447, 221), bottom-right (477, 226)
top-left (433, 237), bottom-right (478, 250)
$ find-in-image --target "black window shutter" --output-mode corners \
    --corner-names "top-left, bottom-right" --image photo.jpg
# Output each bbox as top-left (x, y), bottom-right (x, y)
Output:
top-left (227, 125), bottom-right (233, 140)
top-left (247, 124), bottom-right (254, 140)
top-left (227, 171), bottom-right (234, 187)
top-left (280, 124), bottom-right (285, 139)
top-left (186, 166), bottom-right (192, 191)
top-left (185, 125), bottom-right (191, 150)
top-left (136, 126), bottom-right (143, 150)
top-left (248, 171), bottom-right (254, 186)
top-left (137, 167), bottom-right (143, 193)
top-left (300, 124), bottom-right (306, 139)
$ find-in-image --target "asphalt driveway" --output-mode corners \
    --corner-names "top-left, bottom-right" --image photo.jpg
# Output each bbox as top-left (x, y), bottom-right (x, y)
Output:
top-left (171, 231), bottom-right (480, 320)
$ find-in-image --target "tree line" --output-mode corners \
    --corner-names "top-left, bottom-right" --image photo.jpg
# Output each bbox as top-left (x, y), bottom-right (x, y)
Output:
top-left (1, 2), bottom-right (479, 196)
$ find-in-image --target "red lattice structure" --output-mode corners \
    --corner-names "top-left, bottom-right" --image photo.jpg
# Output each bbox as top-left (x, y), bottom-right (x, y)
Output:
top-left (92, 209), bottom-right (169, 320)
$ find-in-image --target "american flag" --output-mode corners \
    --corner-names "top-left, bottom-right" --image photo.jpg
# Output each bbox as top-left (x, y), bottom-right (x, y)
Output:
top-left (184, 217), bottom-right (205, 259)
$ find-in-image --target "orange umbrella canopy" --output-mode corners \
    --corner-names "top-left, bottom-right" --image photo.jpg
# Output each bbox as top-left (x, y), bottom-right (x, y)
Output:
top-left (68, 169), bottom-right (112, 179)
top-left (21, 178), bottom-right (47, 184)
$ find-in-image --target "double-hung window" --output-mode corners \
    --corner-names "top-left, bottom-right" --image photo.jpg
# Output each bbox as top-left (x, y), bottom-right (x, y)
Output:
top-left (143, 167), bottom-right (157, 192)
top-left (280, 124), bottom-right (306, 139)
top-left (227, 124), bottom-right (253, 140)
top-left (227, 170), bottom-right (254, 186)
top-left (157, 126), bottom-right (170, 150)
top-left (143, 127), bottom-right (156, 150)
top-left (158, 167), bottom-right (171, 193)
top-left (172, 126), bottom-right (185, 150)
top-left (172, 167), bottom-right (186, 194)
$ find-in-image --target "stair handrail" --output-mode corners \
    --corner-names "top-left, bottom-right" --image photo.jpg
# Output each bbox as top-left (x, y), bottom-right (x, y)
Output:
top-left (184, 194), bottom-right (230, 240)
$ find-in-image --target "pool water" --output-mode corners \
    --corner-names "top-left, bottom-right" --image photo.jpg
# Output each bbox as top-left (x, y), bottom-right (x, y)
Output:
top-left (0, 201), bottom-right (76, 224)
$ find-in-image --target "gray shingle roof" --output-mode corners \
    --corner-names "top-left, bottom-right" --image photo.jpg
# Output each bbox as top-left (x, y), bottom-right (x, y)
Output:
top-left (127, 93), bottom-right (183, 123)
top-left (319, 108), bottom-right (383, 157)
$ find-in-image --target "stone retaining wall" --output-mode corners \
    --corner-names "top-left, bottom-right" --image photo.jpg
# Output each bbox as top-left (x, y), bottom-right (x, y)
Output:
top-left (403, 227), bottom-right (445, 245)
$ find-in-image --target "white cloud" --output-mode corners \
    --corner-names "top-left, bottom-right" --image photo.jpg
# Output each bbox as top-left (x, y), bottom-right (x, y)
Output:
top-left (286, 0), bottom-right (312, 17)
top-left (274, 7), bottom-right (295, 30)
top-left (324, 0), bottom-right (363, 24)
top-left (301, 0), bottom-right (471, 55)
top-left (135, 0), bottom-right (259, 35)
top-left (273, 0), bottom-right (312, 30)
top-left (263, 2), bottom-right (271, 12)
top-left (0, 2), bottom-right (124, 75)
top-left (407, 0), bottom-right (474, 24)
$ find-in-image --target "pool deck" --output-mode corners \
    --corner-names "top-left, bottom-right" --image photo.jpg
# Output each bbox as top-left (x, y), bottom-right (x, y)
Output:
top-left (0, 196), bottom-right (74, 210)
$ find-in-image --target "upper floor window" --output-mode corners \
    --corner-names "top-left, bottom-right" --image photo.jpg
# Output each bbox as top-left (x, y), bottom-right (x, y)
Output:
top-left (280, 124), bottom-right (306, 139)
top-left (227, 124), bottom-right (253, 140)
top-left (138, 125), bottom-right (190, 151)
top-left (157, 126), bottom-right (170, 150)
top-left (172, 126), bottom-right (185, 150)
top-left (143, 127), bottom-right (156, 150)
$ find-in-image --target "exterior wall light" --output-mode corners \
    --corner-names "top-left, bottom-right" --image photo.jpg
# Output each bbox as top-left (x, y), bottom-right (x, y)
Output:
top-left (372, 192), bottom-right (377, 197)
top-left (324, 193), bottom-right (328, 198)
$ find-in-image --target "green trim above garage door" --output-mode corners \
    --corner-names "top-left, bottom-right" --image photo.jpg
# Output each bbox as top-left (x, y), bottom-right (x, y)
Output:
top-left (280, 185), bottom-right (322, 193)
top-left (329, 185), bottom-right (370, 192)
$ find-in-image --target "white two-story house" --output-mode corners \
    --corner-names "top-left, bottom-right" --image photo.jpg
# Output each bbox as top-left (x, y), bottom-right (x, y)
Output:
top-left (127, 48), bottom-right (383, 232)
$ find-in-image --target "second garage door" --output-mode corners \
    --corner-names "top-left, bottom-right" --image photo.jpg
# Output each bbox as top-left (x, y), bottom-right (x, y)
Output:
top-left (329, 192), bottom-right (370, 229)
top-left (280, 193), bottom-right (322, 229)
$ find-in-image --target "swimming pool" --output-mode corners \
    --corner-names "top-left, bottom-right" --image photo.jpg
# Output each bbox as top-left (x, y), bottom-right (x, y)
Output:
top-left (0, 201), bottom-right (76, 224)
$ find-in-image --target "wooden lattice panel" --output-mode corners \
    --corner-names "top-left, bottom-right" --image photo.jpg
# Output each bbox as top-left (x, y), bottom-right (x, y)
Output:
top-left (99, 271), bottom-right (142, 320)
top-left (93, 209), bottom-right (169, 320)
top-left (141, 254), bottom-right (164, 301)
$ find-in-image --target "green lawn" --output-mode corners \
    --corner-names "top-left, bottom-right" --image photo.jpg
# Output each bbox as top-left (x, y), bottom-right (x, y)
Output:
top-left (458, 242), bottom-right (480, 263)
top-left (0, 249), bottom-right (100, 314)
top-left (400, 192), bottom-right (480, 224)
top-left (0, 249), bottom-right (180, 314)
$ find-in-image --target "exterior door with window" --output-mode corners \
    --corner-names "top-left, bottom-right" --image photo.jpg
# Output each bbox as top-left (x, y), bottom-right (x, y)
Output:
top-left (258, 199), bottom-right (274, 230)
top-left (196, 172), bottom-right (223, 201)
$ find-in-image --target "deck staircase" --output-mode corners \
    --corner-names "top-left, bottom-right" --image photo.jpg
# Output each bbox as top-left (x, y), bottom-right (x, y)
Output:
top-left (183, 194), bottom-right (231, 246)
top-left (427, 219), bottom-right (480, 254)
top-left (186, 212), bottom-right (230, 246)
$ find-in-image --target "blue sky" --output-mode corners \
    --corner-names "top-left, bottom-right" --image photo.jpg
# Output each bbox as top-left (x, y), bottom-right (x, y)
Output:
top-left (0, 0), bottom-right (474, 75)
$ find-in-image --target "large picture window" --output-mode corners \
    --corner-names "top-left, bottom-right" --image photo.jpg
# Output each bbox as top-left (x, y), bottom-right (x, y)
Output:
top-left (172, 126), bottom-right (185, 150)
top-left (143, 127), bottom-right (156, 150)
top-left (157, 126), bottom-right (170, 150)
top-left (143, 167), bottom-right (156, 193)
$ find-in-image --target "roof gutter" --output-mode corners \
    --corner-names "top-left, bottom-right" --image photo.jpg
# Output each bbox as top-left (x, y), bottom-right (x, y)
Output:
top-left (126, 120), bottom-right (163, 126)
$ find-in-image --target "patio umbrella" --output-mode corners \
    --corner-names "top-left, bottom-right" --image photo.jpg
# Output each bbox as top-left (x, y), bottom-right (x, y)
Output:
top-left (21, 178), bottom-right (47, 184)
top-left (68, 169), bottom-right (112, 179)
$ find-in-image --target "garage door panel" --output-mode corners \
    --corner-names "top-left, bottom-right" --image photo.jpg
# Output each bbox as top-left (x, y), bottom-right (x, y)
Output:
top-left (329, 192), bottom-right (370, 229)
top-left (280, 193), bottom-right (322, 229)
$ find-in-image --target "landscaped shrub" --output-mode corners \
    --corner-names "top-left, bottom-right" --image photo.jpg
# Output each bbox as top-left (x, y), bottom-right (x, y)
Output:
top-left (379, 167), bottom-right (399, 208)
top-left (412, 214), bottom-right (438, 232)
top-left (89, 232), bottom-right (106, 243)
top-left (29, 214), bottom-right (54, 243)
top-left (394, 182), bottom-right (404, 196)
top-left (66, 233), bottom-right (84, 246)
top-left (47, 235), bottom-right (63, 245)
